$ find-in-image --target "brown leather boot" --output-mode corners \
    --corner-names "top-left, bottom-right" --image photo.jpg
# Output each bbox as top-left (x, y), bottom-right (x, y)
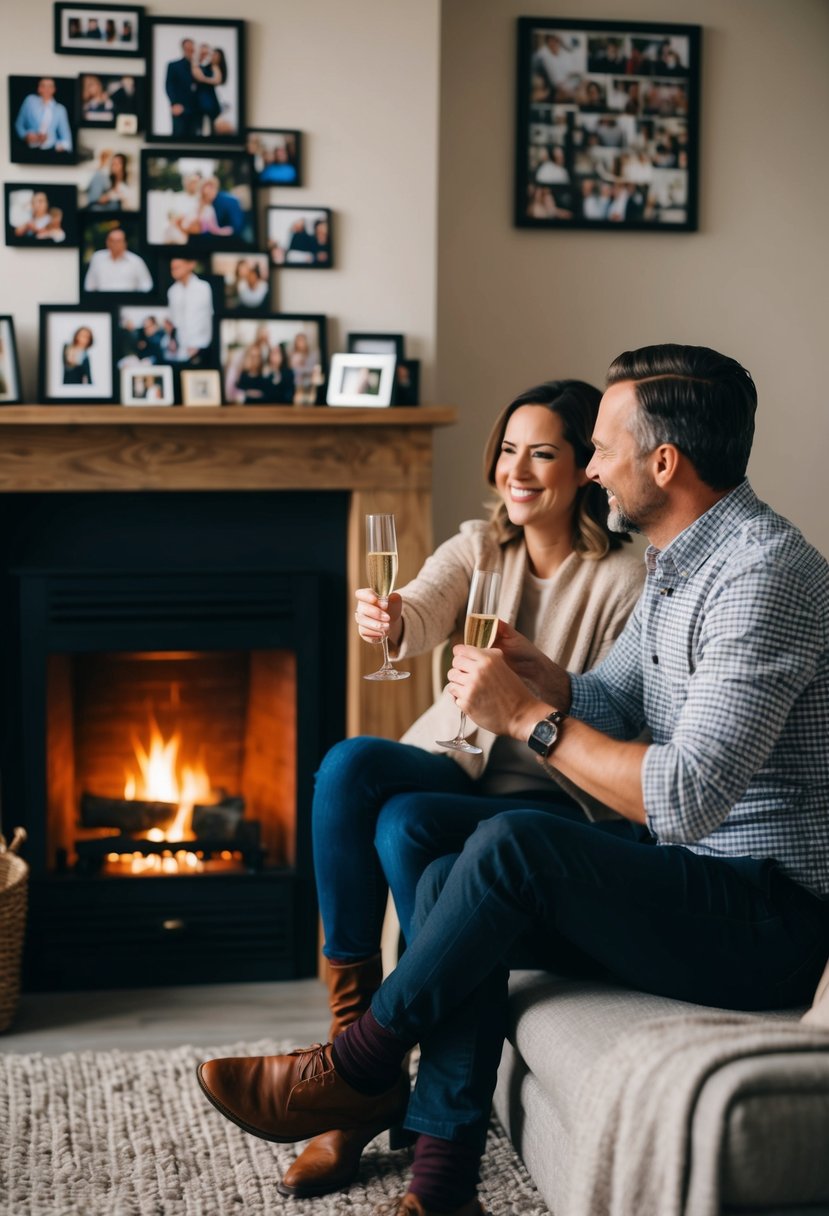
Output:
top-left (277, 952), bottom-right (394, 1197)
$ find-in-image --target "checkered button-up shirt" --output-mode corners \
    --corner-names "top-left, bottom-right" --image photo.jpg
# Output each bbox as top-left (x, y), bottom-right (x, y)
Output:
top-left (570, 480), bottom-right (829, 896)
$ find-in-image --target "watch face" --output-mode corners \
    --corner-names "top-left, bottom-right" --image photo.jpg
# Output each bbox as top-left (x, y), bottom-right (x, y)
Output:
top-left (535, 720), bottom-right (557, 745)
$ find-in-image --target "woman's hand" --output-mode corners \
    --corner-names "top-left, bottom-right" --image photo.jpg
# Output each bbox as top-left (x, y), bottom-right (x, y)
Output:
top-left (494, 620), bottom-right (571, 709)
top-left (354, 588), bottom-right (403, 646)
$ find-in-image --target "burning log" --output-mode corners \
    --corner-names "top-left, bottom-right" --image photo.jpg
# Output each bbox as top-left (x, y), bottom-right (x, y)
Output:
top-left (192, 797), bottom-right (245, 841)
top-left (80, 792), bottom-right (178, 833)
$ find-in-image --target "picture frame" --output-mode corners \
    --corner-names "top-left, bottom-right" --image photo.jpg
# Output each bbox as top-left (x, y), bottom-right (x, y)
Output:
top-left (346, 332), bottom-right (406, 360)
top-left (53, 4), bottom-right (145, 57)
top-left (8, 75), bottom-right (78, 165)
top-left (38, 304), bottom-right (116, 404)
top-left (142, 149), bottom-right (256, 252)
top-left (267, 206), bottom-right (332, 268)
top-left (246, 128), bottom-right (302, 188)
top-left (515, 18), bottom-right (700, 231)
top-left (326, 353), bottom-right (397, 408)
top-left (4, 183), bottom-right (79, 248)
top-left (210, 252), bottom-right (272, 315)
top-left (78, 211), bottom-right (156, 302)
top-left (180, 368), bottom-right (222, 406)
top-left (116, 303), bottom-right (176, 370)
top-left (79, 147), bottom-right (140, 211)
top-left (393, 358), bottom-right (420, 406)
top-left (0, 317), bottom-right (23, 405)
top-left (78, 71), bottom-right (145, 132)
top-left (120, 363), bottom-right (174, 405)
top-left (146, 17), bottom-right (245, 144)
top-left (219, 313), bottom-right (328, 406)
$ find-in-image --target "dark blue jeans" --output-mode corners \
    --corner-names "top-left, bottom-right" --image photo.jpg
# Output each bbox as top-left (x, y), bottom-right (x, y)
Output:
top-left (312, 736), bottom-right (579, 958)
top-left (370, 809), bottom-right (829, 1149)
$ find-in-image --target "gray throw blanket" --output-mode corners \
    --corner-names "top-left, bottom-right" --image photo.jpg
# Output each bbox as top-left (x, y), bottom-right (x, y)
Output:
top-left (565, 1013), bottom-right (829, 1216)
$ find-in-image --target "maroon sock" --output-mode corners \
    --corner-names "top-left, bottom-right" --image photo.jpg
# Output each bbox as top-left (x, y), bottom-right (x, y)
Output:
top-left (331, 1007), bottom-right (410, 1095)
top-left (410, 1133), bottom-right (481, 1212)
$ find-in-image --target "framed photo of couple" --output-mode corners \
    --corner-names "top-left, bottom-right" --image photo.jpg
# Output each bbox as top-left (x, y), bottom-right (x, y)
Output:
top-left (516, 17), bottom-right (700, 231)
top-left (141, 150), bottom-right (256, 252)
top-left (146, 17), bottom-right (245, 144)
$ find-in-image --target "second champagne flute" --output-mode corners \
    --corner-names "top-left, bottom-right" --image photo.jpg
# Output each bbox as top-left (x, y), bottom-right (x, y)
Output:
top-left (363, 513), bottom-right (410, 681)
top-left (436, 567), bottom-right (501, 753)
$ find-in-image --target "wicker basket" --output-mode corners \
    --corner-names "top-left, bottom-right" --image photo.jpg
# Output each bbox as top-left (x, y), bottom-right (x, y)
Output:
top-left (0, 828), bottom-right (28, 1033)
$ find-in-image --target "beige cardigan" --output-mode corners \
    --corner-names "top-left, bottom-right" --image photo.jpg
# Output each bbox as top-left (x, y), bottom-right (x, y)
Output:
top-left (397, 520), bottom-right (644, 799)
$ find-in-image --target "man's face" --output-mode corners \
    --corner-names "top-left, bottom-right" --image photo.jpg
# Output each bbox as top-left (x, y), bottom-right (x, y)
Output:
top-left (106, 229), bottom-right (128, 257)
top-left (182, 39), bottom-right (195, 60)
top-left (38, 78), bottom-right (57, 101)
top-left (170, 258), bottom-right (195, 281)
top-left (202, 180), bottom-right (218, 202)
top-left (586, 380), bottom-right (665, 535)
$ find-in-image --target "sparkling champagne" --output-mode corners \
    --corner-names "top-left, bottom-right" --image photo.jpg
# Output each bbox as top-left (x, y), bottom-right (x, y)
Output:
top-left (367, 551), bottom-right (398, 598)
top-left (464, 612), bottom-right (497, 649)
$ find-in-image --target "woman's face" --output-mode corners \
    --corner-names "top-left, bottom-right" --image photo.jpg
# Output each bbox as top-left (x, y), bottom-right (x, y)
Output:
top-left (494, 404), bottom-right (588, 532)
top-left (32, 192), bottom-right (49, 217)
top-left (269, 347), bottom-right (284, 370)
top-left (244, 346), bottom-right (263, 373)
top-left (75, 328), bottom-right (93, 349)
top-left (111, 155), bottom-right (126, 179)
top-left (294, 334), bottom-right (308, 354)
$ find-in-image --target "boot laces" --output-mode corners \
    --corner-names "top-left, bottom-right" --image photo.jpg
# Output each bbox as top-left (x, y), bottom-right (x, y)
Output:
top-left (287, 1042), bottom-right (332, 1082)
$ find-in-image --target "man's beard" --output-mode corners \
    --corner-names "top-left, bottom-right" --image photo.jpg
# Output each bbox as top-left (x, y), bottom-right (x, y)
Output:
top-left (608, 501), bottom-right (641, 534)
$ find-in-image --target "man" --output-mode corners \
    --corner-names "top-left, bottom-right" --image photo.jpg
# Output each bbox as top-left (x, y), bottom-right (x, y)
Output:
top-left (14, 77), bottom-right (73, 155)
top-left (198, 345), bottom-right (829, 1216)
top-left (166, 258), bottom-right (214, 363)
top-left (165, 38), bottom-right (198, 139)
top-left (202, 177), bottom-right (243, 236)
top-left (83, 228), bottom-right (153, 294)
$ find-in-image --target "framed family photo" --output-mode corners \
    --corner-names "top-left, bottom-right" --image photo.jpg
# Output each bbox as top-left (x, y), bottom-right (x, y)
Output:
top-left (267, 206), bottom-right (332, 268)
top-left (39, 304), bottom-right (116, 404)
top-left (326, 353), bottom-right (397, 408)
top-left (120, 363), bottom-right (174, 405)
top-left (516, 17), bottom-right (700, 230)
top-left (4, 183), bottom-right (79, 247)
top-left (147, 17), bottom-right (245, 144)
top-left (8, 75), bottom-right (78, 165)
top-left (246, 129), bottom-right (302, 187)
top-left (53, 3), bottom-right (145, 57)
top-left (219, 314), bottom-right (327, 406)
top-left (0, 318), bottom-right (23, 405)
top-left (142, 150), bottom-right (256, 251)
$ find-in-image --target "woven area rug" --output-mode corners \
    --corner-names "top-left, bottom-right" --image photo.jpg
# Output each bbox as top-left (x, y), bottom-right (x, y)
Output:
top-left (0, 1038), bottom-right (551, 1215)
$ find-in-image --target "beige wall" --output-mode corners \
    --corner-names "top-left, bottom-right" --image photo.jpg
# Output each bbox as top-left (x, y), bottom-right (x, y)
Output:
top-left (0, 0), bottom-right (441, 401)
top-left (435, 0), bottom-right (829, 555)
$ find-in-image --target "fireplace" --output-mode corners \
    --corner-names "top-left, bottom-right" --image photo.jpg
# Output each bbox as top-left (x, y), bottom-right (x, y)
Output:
top-left (0, 489), bottom-right (347, 990)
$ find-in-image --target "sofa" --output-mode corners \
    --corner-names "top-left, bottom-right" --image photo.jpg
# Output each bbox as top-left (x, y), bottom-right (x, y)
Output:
top-left (493, 970), bottom-right (829, 1215)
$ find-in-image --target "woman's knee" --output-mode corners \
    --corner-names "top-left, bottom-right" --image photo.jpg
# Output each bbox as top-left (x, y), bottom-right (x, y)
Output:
top-left (374, 793), bottom-right (429, 868)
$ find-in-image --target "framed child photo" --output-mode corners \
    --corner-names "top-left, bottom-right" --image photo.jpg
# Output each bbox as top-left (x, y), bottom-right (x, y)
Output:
top-left (147, 17), bottom-right (245, 144)
top-left (516, 17), bottom-right (700, 231)
top-left (246, 128), bottom-right (302, 187)
top-left (326, 353), bottom-right (397, 408)
top-left (39, 304), bottom-right (116, 404)
top-left (54, 3), bottom-right (145, 57)
top-left (4, 183), bottom-right (79, 248)
top-left (0, 317), bottom-right (23, 405)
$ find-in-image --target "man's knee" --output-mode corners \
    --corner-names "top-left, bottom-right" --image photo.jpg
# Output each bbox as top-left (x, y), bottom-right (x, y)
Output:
top-left (411, 854), bottom-right (459, 934)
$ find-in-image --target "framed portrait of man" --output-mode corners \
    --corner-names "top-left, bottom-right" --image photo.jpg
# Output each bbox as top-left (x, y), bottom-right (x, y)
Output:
top-left (8, 75), bottom-right (78, 165)
top-left (146, 17), bottom-right (245, 144)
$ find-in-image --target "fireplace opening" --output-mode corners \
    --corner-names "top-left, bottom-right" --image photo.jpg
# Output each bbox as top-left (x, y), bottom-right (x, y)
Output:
top-left (47, 649), bottom-right (296, 879)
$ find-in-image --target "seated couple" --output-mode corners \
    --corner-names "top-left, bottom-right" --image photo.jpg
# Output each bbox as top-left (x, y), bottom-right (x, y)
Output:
top-left (198, 345), bottom-right (829, 1216)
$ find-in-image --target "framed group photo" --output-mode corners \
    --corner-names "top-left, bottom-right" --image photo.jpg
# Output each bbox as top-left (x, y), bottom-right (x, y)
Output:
top-left (516, 17), bottom-right (700, 230)
top-left (39, 304), bottom-right (116, 404)
top-left (142, 150), bottom-right (256, 251)
top-left (219, 314), bottom-right (327, 406)
top-left (53, 3), bottom-right (145, 57)
top-left (8, 75), bottom-right (78, 165)
top-left (267, 206), bottom-right (332, 267)
top-left (4, 183), bottom-right (79, 247)
top-left (0, 317), bottom-right (23, 405)
top-left (146, 17), bottom-right (245, 143)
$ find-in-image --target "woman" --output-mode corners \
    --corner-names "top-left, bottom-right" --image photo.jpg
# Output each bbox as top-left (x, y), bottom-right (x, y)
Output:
top-left (288, 332), bottom-right (317, 394)
top-left (234, 345), bottom-right (271, 403)
top-left (89, 153), bottom-right (137, 211)
top-left (62, 327), bottom-right (94, 385)
top-left (235, 259), bottom-right (269, 309)
top-left (261, 344), bottom-right (295, 404)
top-left (282, 380), bottom-right (644, 1199)
top-left (192, 46), bottom-right (227, 136)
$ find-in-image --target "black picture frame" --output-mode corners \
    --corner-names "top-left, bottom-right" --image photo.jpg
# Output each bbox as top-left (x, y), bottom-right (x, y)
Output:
top-left (4, 183), bottom-right (80, 248)
top-left (8, 75), bottom-right (79, 166)
top-left (218, 313), bottom-right (328, 406)
top-left (78, 71), bottom-right (146, 133)
top-left (515, 17), bottom-right (700, 231)
top-left (0, 317), bottom-right (23, 405)
top-left (209, 252), bottom-right (273, 315)
top-left (53, 3), bottom-right (145, 57)
top-left (79, 147), bottom-right (141, 211)
top-left (267, 206), bottom-right (332, 269)
top-left (246, 128), bottom-right (302, 188)
top-left (141, 148), bottom-right (257, 252)
top-left (38, 303), bottom-right (117, 404)
top-left (146, 17), bottom-right (246, 145)
top-left (393, 358), bottom-right (420, 406)
top-left (346, 332), bottom-right (406, 360)
top-left (78, 211), bottom-right (156, 303)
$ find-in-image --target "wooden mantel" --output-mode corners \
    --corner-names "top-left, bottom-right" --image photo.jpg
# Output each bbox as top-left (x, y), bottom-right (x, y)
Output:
top-left (0, 405), bottom-right (456, 741)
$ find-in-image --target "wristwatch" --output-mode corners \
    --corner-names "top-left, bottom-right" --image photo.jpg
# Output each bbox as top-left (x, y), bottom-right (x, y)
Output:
top-left (527, 710), bottom-right (566, 757)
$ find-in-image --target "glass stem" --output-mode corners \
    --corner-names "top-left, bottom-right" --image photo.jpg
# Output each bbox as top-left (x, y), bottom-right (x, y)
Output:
top-left (456, 710), bottom-right (468, 742)
top-left (381, 637), bottom-right (391, 670)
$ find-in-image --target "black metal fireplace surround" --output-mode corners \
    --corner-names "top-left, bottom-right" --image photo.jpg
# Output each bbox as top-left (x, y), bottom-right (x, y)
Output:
top-left (0, 490), bottom-right (347, 990)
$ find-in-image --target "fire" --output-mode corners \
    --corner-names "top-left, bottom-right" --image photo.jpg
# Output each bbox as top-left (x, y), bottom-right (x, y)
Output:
top-left (124, 717), bottom-right (214, 843)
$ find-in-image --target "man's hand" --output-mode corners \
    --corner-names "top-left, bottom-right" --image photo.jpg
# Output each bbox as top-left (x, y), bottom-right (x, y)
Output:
top-left (447, 644), bottom-right (548, 741)
top-left (171, 104), bottom-right (184, 116)
top-left (494, 621), bottom-right (572, 710)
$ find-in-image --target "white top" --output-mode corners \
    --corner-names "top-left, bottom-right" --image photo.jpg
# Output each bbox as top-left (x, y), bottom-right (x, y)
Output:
top-left (237, 277), bottom-right (269, 307)
top-left (84, 249), bottom-right (153, 293)
top-left (167, 276), bottom-right (214, 352)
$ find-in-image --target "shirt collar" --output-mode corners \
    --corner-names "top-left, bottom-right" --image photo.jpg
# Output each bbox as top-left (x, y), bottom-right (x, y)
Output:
top-left (645, 479), bottom-right (759, 580)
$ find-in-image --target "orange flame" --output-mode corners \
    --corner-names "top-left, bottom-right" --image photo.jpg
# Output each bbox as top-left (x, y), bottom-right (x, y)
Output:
top-left (124, 717), bottom-right (213, 842)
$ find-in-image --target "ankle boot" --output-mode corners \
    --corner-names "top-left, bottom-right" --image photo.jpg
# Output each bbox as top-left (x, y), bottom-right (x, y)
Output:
top-left (278, 952), bottom-right (392, 1198)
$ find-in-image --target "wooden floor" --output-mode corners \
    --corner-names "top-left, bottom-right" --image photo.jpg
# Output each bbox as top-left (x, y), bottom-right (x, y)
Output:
top-left (1, 979), bottom-right (331, 1055)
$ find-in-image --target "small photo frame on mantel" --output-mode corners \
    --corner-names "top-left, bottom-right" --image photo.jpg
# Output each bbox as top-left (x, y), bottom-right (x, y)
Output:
top-left (346, 332), bottom-right (406, 361)
top-left (121, 362), bottom-right (174, 405)
top-left (0, 317), bottom-right (23, 405)
top-left (39, 304), bottom-right (116, 404)
top-left (181, 367), bottom-right (222, 406)
top-left (326, 353), bottom-right (397, 408)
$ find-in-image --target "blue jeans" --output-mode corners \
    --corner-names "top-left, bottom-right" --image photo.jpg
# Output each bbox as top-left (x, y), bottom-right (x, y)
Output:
top-left (370, 809), bottom-right (829, 1149)
top-left (312, 737), bottom-right (579, 959)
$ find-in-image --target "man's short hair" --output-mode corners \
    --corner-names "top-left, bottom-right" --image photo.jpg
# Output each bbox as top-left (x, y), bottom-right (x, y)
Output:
top-left (606, 344), bottom-right (757, 490)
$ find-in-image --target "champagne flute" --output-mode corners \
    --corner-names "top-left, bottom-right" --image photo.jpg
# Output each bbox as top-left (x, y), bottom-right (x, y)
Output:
top-left (363, 513), bottom-right (410, 682)
top-left (436, 568), bottom-right (501, 753)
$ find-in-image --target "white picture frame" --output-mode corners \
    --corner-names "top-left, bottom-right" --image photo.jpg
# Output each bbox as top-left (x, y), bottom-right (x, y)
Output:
top-left (326, 352), bottom-right (397, 408)
top-left (120, 362), bottom-right (174, 405)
